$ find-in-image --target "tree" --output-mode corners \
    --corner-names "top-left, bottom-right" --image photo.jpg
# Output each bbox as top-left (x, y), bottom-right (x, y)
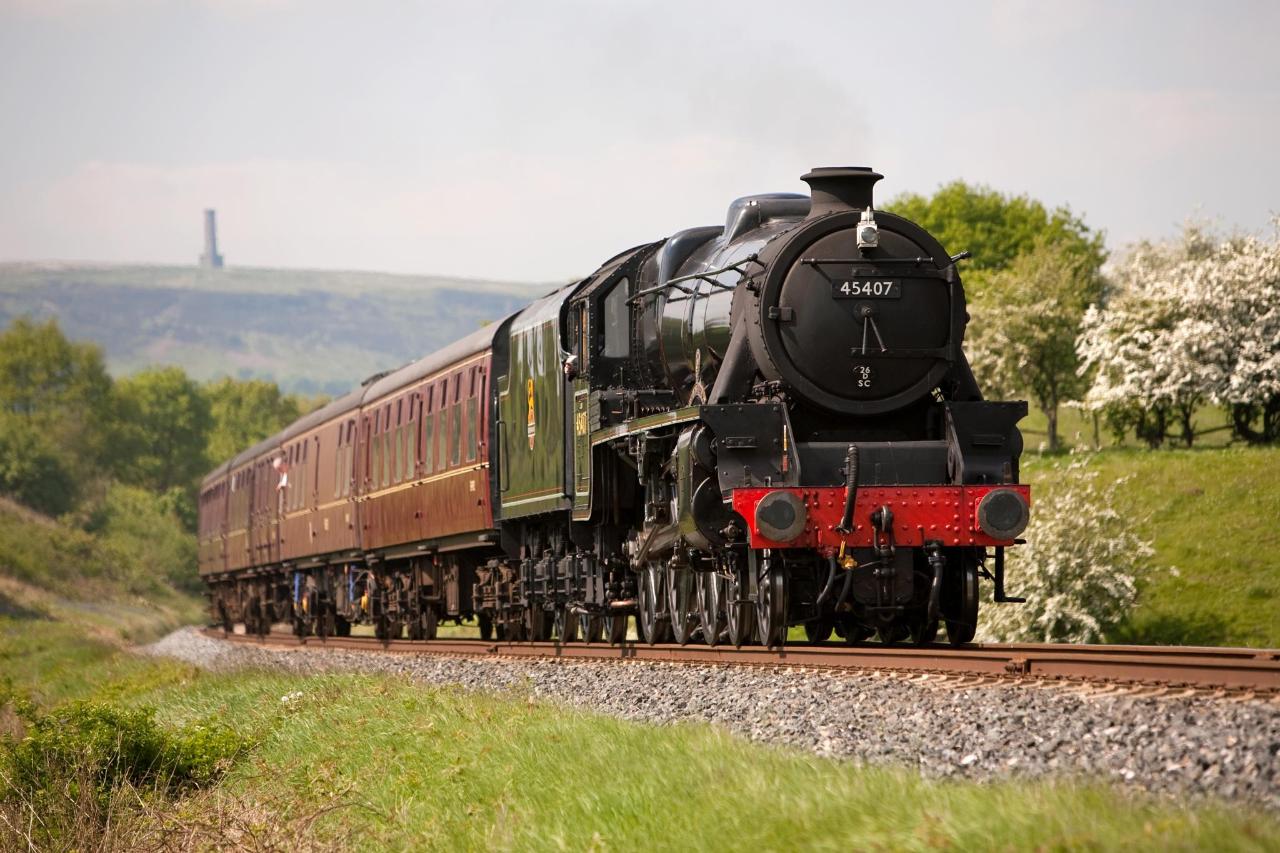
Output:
top-left (203, 377), bottom-right (306, 464)
top-left (967, 242), bottom-right (1103, 452)
top-left (977, 456), bottom-right (1148, 643)
top-left (888, 181), bottom-right (1106, 296)
top-left (0, 317), bottom-right (116, 471)
top-left (0, 412), bottom-right (77, 516)
top-left (1077, 220), bottom-right (1280, 446)
top-left (114, 367), bottom-right (212, 493)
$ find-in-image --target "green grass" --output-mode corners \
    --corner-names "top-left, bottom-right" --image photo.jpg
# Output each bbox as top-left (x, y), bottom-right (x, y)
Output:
top-left (1019, 404), bottom-right (1237, 450)
top-left (0, 617), bottom-right (198, 707)
top-left (5, 622), bottom-right (1273, 852)
top-left (1023, 446), bottom-right (1280, 648)
top-left (144, 670), bottom-right (1277, 852)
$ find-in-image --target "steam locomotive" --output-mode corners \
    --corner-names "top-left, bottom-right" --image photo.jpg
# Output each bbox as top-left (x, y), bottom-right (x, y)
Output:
top-left (197, 166), bottom-right (1030, 647)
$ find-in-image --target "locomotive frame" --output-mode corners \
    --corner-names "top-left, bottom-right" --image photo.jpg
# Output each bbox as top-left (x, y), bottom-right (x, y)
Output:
top-left (198, 166), bottom-right (1030, 647)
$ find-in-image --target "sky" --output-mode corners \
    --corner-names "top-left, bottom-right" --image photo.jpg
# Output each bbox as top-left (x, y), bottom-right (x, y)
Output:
top-left (1, 0), bottom-right (1277, 282)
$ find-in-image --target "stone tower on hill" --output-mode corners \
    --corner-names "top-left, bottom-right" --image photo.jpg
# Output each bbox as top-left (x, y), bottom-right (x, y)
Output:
top-left (200, 209), bottom-right (224, 269)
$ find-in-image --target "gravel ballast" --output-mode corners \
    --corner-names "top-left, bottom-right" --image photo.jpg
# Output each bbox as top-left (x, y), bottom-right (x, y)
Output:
top-left (143, 627), bottom-right (1280, 809)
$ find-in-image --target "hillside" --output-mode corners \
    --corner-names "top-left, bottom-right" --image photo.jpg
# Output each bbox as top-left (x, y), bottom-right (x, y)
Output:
top-left (0, 263), bottom-right (548, 395)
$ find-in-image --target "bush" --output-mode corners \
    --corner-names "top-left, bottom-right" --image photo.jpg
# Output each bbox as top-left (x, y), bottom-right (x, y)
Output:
top-left (977, 456), bottom-right (1150, 643)
top-left (0, 412), bottom-right (77, 516)
top-left (0, 483), bottom-right (199, 600)
top-left (0, 691), bottom-right (248, 849)
top-left (87, 483), bottom-right (202, 595)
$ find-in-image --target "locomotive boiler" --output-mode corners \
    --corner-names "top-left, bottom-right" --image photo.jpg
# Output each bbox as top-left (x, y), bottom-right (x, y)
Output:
top-left (199, 166), bottom-right (1030, 649)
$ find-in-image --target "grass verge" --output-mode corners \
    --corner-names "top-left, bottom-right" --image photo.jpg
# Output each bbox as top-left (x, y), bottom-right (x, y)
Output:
top-left (4, 618), bottom-right (1279, 851)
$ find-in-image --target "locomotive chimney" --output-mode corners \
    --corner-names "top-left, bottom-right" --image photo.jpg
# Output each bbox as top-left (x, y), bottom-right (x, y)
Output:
top-left (801, 166), bottom-right (883, 217)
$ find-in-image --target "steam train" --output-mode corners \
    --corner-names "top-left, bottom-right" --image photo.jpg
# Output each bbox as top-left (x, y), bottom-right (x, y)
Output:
top-left (197, 166), bottom-right (1030, 648)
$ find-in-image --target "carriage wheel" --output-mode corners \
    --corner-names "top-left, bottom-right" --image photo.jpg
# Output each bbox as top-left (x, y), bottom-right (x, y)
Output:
top-left (316, 604), bottom-right (334, 639)
top-left (262, 600), bottom-right (273, 636)
top-left (526, 606), bottom-right (551, 641)
top-left (607, 613), bottom-right (629, 645)
top-left (554, 607), bottom-right (579, 643)
top-left (478, 612), bottom-right (494, 641)
top-left (578, 612), bottom-right (604, 644)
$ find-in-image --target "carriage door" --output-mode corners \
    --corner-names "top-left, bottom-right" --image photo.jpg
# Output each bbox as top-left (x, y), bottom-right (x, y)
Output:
top-left (571, 302), bottom-right (592, 519)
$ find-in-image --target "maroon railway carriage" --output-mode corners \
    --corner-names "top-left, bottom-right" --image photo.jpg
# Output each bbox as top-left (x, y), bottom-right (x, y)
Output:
top-left (198, 321), bottom-right (507, 638)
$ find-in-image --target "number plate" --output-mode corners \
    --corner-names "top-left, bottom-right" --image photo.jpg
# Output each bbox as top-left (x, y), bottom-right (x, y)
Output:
top-left (835, 279), bottom-right (900, 299)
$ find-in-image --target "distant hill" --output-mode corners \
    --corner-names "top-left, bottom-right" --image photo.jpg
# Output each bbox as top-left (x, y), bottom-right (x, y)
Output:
top-left (0, 263), bottom-right (549, 394)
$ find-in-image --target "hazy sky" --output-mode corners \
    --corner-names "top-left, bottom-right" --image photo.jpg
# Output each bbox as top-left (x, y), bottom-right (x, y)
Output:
top-left (1, 0), bottom-right (1276, 282)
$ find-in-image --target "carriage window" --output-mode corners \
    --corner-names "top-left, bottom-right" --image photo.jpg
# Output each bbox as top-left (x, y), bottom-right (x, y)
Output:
top-left (413, 398), bottom-right (423, 475)
top-left (465, 396), bottom-right (478, 462)
top-left (344, 420), bottom-right (355, 497)
top-left (334, 425), bottom-right (343, 498)
top-left (404, 420), bottom-right (415, 480)
top-left (382, 430), bottom-right (393, 485)
top-left (450, 403), bottom-right (462, 467)
top-left (372, 425), bottom-right (382, 488)
top-left (393, 424), bottom-right (404, 483)
top-left (424, 410), bottom-right (436, 473)
top-left (601, 277), bottom-right (629, 357)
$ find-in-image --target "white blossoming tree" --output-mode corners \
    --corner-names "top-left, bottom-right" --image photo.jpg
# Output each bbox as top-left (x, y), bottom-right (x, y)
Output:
top-left (1077, 221), bottom-right (1280, 445)
top-left (977, 456), bottom-right (1150, 643)
top-left (967, 242), bottom-right (1103, 452)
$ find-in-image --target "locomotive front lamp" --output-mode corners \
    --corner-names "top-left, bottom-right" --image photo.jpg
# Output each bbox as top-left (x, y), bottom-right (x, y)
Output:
top-left (857, 207), bottom-right (879, 249)
top-left (976, 488), bottom-right (1030, 541)
top-left (755, 491), bottom-right (808, 542)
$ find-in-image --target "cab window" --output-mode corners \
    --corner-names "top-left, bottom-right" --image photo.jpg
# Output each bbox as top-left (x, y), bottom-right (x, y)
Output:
top-left (601, 277), bottom-right (629, 357)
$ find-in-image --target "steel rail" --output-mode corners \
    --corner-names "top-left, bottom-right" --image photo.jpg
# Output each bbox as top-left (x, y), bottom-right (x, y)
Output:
top-left (201, 629), bottom-right (1280, 692)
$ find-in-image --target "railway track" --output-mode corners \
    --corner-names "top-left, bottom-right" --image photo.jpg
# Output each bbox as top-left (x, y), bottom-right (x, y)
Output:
top-left (202, 627), bottom-right (1280, 693)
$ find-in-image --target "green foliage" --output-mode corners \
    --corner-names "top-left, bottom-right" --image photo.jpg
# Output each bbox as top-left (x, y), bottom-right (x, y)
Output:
top-left (0, 617), bottom-right (199, 707)
top-left (0, 412), bottom-right (76, 515)
top-left (968, 242), bottom-right (1103, 451)
top-left (887, 182), bottom-right (1107, 449)
top-left (0, 487), bottom-right (198, 603)
top-left (0, 690), bottom-right (247, 849)
top-left (0, 498), bottom-right (118, 594)
top-left (3, 697), bottom-right (244, 794)
top-left (86, 483), bottom-right (202, 595)
top-left (1023, 447), bottom-right (1280, 647)
top-left (980, 455), bottom-right (1146, 643)
top-left (114, 366), bottom-right (212, 493)
top-left (887, 181), bottom-right (1106, 292)
top-left (204, 377), bottom-right (305, 464)
top-left (0, 317), bottom-right (116, 471)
